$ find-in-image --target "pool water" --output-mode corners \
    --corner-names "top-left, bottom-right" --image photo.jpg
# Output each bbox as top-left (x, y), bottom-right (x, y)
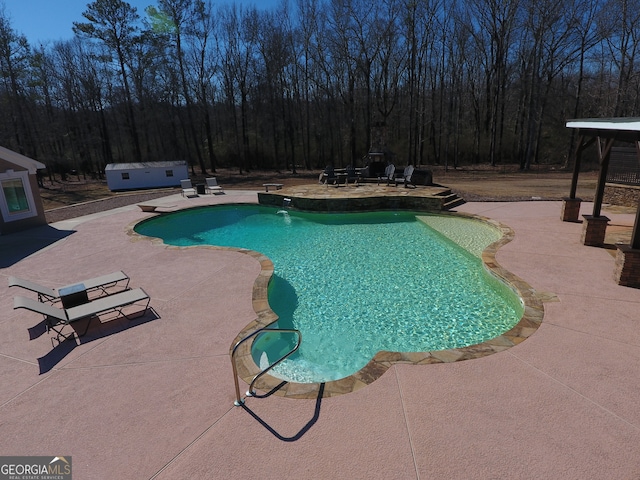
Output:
top-left (135, 205), bottom-right (523, 383)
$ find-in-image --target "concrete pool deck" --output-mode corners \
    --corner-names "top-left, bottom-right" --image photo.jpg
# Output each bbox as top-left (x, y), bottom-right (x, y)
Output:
top-left (1, 189), bottom-right (640, 479)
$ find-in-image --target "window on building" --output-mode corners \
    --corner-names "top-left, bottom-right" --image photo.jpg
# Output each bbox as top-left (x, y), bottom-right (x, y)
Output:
top-left (166, 170), bottom-right (174, 177)
top-left (121, 172), bottom-right (130, 180)
top-left (0, 170), bottom-right (36, 222)
top-left (2, 178), bottom-right (29, 214)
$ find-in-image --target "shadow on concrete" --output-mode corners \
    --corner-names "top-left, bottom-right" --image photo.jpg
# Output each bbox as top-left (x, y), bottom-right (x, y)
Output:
top-left (37, 336), bottom-right (77, 374)
top-left (0, 225), bottom-right (74, 268)
top-left (241, 383), bottom-right (325, 442)
top-left (28, 319), bottom-right (48, 340)
top-left (37, 308), bottom-right (160, 374)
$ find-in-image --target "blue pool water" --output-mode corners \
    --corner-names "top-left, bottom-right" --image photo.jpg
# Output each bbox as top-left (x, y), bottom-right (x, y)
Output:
top-left (135, 205), bottom-right (523, 383)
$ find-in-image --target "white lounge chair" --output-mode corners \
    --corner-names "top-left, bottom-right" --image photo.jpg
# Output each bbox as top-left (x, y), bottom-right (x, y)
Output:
top-left (204, 177), bottom-right (224, 194)
top-left (14, 288), bottom-right (150, 338)
top-left (378, 164), bottom-right (395, 185)
top-left (394, 165), bottom-right (415, 187)
top-left (8, 271), bottom-right (130, 303)
top-left (181, 179), bottom-right (197, 197)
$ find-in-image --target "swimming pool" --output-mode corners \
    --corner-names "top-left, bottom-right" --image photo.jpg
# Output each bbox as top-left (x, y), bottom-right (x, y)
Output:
top-left (135, 205), bottom-right (524, 383)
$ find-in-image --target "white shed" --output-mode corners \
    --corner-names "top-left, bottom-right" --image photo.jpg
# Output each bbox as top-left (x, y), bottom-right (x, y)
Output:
top-left (105, 161), bottom-right (189, 191)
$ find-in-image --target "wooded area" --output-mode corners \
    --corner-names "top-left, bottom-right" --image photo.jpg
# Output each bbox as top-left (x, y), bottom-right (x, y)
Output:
top-left (0, 0), bottom-right (638, 177)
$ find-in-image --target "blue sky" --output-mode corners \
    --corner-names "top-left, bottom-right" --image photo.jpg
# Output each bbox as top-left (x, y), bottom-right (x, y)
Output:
top-left (3, 0), bottom-right (280, 45)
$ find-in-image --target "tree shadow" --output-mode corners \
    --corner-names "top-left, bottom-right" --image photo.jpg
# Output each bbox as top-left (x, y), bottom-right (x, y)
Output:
top-left (267, 274), bottom-right (298, 329)
top-left (241, 383), bottom-right (325, 442)
top-left (37, 308), bottom-right (160, 374)
top-left (0, 225), bottom-right (74, 268)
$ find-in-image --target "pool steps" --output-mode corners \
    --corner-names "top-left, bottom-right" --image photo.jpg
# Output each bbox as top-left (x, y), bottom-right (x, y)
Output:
top-left (231, 327), bottom-right (301, 406)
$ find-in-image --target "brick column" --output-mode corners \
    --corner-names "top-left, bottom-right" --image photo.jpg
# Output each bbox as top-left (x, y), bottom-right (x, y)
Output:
top-left (581, 215), bottom-right (610, 246)
top-left (614, 245), bottom-right (640, 288)
top-left (561, 197), bottom-right (582, 222)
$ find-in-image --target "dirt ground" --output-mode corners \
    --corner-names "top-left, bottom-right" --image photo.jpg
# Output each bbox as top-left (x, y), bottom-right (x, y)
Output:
top-left (40, 164), bottom-right (636, 224)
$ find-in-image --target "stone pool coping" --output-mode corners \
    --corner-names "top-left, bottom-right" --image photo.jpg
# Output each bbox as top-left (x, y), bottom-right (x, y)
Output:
top-left (129, 205), bottom-right (552, 400)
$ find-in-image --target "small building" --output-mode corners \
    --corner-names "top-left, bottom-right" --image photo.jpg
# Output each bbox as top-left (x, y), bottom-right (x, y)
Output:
top-left (105, 161), bottom-right (189, 191)
top-left (0, 146), bottom-right (47, 235)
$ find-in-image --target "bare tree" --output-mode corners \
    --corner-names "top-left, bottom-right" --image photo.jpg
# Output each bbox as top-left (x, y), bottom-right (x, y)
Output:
top-left (148, 0), bottom-right (207, 173)
top-left (3, 0), bottom-right (640, 177)
top-left (518, 0), bottom-right (570, 169)
top-left (74, 0), bottom-right (143, 161)
top-left (564, 0), bottom-right (603, 167)
top-left (0, 4), bottom-right (33, 153)
top-left (219, 4), bottom-right (259, 173)
top-left (257, 8), bottom-right (291, 171)
top-left (372, 0), bottom-right (404, 152)
top-left (295, 0), bottom-right (321, 169)
top-left (599, 0), bottom-right (640, 116)
top-left (465, 0), bottom-right (520, 166)
top-left (187, 0), bottom-right (219, 172)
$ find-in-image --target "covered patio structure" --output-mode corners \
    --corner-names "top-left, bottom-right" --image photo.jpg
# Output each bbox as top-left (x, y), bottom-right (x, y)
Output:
top-left (563, 117), bottom-right (640, 287)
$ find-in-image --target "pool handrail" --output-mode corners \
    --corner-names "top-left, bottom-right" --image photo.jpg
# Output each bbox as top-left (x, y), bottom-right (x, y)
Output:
top-left (231, 327), bottom-right (302, 406)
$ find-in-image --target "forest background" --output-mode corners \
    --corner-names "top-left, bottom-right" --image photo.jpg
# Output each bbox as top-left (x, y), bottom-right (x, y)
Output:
top-left (0, 0), bottom-right (637, 180)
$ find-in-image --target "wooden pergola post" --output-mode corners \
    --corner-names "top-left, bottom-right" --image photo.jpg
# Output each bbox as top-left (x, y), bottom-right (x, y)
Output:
top-left (592, 137), bottom-right (614, 217)
top-left (632, 197), bottom-right (640, 250)
top-left (580, 136), bottom-right (612, 246)
top-left (562, 135), bottom-right (594, 222)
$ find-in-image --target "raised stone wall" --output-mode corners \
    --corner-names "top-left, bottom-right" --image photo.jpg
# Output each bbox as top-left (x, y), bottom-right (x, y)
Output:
top-left (604, 184), bottom-right (640, 207)
top-left (258, 192), bottom-right (445, 212)
top-left (614, 245), bottom-right (640, 288)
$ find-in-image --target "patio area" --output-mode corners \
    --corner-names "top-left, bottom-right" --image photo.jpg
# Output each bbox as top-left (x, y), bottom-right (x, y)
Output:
top-left (1, 189), bottom-right (639, 479)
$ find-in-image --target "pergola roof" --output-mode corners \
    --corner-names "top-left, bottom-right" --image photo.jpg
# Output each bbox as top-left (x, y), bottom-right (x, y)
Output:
top-left (566, 118), bottom-right (640, 143)
top-left (566, 117), bottom-right (640, 130)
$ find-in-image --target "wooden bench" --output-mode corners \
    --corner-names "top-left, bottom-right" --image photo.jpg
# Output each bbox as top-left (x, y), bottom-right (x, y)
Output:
top-left (138, 204), bottom-right (176, 212)
top-left (263, 183), bottom-right (284, 192)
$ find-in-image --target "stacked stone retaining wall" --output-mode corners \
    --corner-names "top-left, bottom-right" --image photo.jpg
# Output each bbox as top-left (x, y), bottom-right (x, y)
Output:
top-left (604, 184), bottom-right (640, 207)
